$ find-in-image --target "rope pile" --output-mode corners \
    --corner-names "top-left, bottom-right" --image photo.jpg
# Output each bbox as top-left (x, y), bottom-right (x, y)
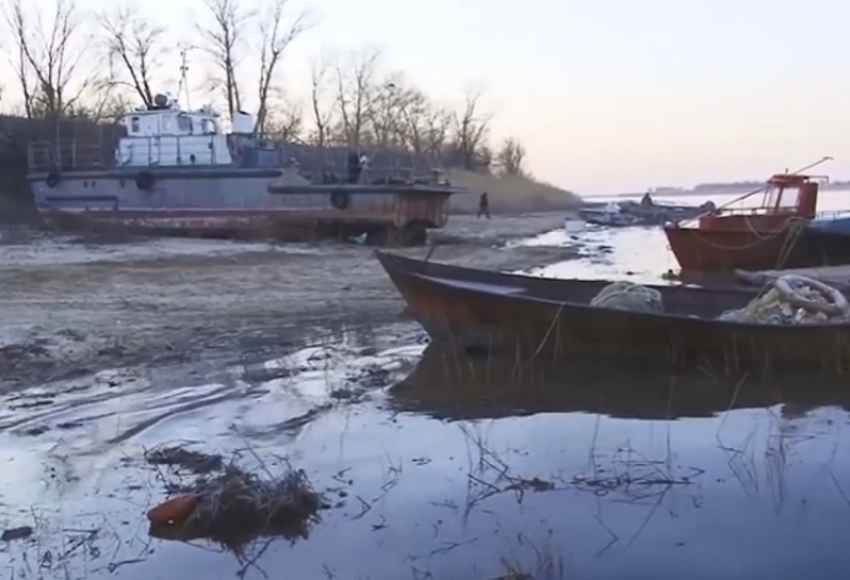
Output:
top-left (590, 281), bottom-right (664, 314)
top-left (719, 275), bottom-right (850, 324)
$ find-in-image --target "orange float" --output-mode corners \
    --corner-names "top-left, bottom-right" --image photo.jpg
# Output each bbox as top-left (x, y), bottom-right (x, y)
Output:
top-left (146, 494), bottom-right (199, 526)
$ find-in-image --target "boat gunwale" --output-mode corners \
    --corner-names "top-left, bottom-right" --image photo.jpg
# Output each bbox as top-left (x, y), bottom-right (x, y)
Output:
top-left (375, 250), bottom-right (850, 331)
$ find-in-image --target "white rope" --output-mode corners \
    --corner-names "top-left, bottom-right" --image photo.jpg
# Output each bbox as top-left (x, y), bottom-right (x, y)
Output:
top-left (590, 281), bottom-right (664, 314)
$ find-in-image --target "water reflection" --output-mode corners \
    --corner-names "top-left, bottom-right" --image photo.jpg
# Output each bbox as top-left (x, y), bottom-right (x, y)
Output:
top-left (390, 344), bottom-right (850, 422)
top-left (4, 332), bottom-right (850, 580)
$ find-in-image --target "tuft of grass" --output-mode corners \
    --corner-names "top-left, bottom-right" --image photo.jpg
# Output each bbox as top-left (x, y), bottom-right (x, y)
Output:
top-left (146, 446), bottom-right (325, 552)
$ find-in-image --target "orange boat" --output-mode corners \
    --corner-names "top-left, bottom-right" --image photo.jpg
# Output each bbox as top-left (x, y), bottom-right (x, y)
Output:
top-left (664, 169), bottom-right (828, 272)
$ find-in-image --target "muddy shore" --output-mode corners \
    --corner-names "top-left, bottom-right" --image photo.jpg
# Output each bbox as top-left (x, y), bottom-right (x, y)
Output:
top-left (0, 212), bottom-right (573, 391)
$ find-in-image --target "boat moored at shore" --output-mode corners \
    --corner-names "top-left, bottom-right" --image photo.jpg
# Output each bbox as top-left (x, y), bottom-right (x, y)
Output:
top-left (27, 94), bottom-right (464, 244)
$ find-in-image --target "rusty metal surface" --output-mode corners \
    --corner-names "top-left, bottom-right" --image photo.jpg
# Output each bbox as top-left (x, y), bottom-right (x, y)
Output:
top-left (665, 225), bottom-right (850, 271)
top-left (375, 251), bottom-right (850, 372)
top-left (42, 209), bottom-right (427, 246)
top-left (30, 170), bottom-right (455, 244)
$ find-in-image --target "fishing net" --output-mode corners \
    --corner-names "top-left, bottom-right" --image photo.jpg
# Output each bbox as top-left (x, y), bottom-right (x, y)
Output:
top-left (719, 275), bottom-right (850, 324)
top-left (590, 281), bottom-right (664, 314)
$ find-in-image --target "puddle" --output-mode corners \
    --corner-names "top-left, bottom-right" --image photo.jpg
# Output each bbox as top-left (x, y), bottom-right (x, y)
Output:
top-left (3, 330), bottom-right (850, 579)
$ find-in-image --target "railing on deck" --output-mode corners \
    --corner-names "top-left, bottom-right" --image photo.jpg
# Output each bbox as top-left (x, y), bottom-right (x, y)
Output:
top-left (297, 163), bottom-right (450, 187)
top-left (28, 139), bottom-right (116, 172)
top-left (28, 135), bottom-right (229, 172)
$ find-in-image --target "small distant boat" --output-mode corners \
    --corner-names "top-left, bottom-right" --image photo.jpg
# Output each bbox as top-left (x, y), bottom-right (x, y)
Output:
top-left (578, 198), bottom-right (713, 228)
top-left (375, 250), bottom-right (850, 371)
top-left (578, 203), bottom-right (640, 227)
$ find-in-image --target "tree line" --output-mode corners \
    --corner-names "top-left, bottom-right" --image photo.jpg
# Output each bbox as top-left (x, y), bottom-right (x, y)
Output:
top-left (0, 0), bottom-right (527, 176)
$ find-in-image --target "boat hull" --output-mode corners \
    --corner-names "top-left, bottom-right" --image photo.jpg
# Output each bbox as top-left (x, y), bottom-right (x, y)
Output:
top-left (375, 251), bottom-right (850, 372)
top-left (28, 170), bottom-right (448, 244)
top-left (665, 224), bottom-right (850, 271)
top-left (663, 225), bottom-right (813, 271)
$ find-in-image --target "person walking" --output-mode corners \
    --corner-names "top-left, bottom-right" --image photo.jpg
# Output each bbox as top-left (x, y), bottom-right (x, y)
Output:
top-left (477, 191), bottom-right (490, 219)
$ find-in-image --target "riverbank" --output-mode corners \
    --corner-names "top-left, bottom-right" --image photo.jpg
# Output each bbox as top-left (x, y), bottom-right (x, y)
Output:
top-left (0, 212), bottom-right (573, 392)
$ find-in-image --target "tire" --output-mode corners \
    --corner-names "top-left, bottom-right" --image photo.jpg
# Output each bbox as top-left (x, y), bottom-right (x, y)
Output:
top-left (136, 171), bottom-right (154, 190)
top-left (46, 170), bottom-right (60, 188)
top-left (330, 190), bottom-right (349, 210)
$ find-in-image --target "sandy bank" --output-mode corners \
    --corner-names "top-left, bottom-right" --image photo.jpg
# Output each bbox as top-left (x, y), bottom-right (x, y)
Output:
top-left (0, 213), bottom-right (572, 391)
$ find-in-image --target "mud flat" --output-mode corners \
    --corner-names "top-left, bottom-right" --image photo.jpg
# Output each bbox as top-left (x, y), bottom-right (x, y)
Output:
top-left (0, 213), bottom-right (572, 391)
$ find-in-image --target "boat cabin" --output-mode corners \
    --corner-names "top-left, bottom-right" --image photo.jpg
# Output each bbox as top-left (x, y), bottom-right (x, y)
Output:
top-left (115, 94), bottom-right (241, 168)
top-left (696, 174), bottom-right (822, 233)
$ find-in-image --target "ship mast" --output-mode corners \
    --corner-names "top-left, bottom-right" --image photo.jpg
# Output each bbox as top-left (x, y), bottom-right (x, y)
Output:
top-left (177, 46), bottom-right (192, 110)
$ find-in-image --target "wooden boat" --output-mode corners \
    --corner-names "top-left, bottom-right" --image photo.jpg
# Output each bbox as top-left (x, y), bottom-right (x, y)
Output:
top-left (664, 173), bottom-right (825, 271)
top-left (375, 250), bottom-right (850, 372)
top-left (390, 343), bottom-right (850, 421)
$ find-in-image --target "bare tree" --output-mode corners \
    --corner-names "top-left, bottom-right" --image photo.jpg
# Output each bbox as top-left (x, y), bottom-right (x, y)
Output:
top-left (265, 102), bottom-right (303, 142)
top-left (334, 47), bottom-right (380, 149)
top-left (98, 5), bottom-right (165, 109)
top-left (309, 55), bottom-right (334, 151)
top-left (3, 0), bottom-right (92, 119)
top-left (197, 0), bottom-right (249, 120)
top-left (496, 136), bottom-right (526, 176)
top-left (254, 0), bottom-right (310, 135)
top-left (424, 106), bottom-right (452, 167)
top-left (396, 86), bottom-right (431, 168)
top-left (449, 88), bottom-right (491, 171)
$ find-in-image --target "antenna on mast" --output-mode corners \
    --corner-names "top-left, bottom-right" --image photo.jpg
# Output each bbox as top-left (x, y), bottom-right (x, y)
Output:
top-left (177, 46), bottom-right (192, 110)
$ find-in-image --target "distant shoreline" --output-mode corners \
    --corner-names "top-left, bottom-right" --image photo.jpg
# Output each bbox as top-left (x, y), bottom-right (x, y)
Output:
top-left (586, 183), bottom-right (850, 198)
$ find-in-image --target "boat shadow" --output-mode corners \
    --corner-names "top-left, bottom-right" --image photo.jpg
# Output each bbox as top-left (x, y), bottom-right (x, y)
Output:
top-left (389, 343), bottom-right (850, 422)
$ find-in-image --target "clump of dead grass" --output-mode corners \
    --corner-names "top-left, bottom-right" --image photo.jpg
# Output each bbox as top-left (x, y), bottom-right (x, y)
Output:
top-left (144, 445), bottom-right (325, 551)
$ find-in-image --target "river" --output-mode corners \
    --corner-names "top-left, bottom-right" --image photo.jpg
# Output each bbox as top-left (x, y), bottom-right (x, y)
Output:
top-left (3, 199), bottom-right (850, 580)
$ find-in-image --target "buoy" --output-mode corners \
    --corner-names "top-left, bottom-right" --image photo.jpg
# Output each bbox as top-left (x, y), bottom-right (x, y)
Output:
top-left (146, 494), bottom-right (198, 526)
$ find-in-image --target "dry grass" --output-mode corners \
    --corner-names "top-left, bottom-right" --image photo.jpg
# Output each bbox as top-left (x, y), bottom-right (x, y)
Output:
top-left (145, 446), bottom-right (324, 552)
top-left (446, 170), bottom-right (582, 215)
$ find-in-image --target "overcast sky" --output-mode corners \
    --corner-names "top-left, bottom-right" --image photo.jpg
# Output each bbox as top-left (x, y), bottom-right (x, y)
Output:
top-left (4, 0), bottom-right (849, 195)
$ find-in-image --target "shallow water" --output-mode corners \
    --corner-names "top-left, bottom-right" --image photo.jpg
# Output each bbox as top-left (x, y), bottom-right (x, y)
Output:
top-left (517, 188), bottom-right (850, 283)
top-left (6, 201), bottom-right (850, 579)
top-left (519, 225), bottom-right (679, 284)
top-left (4, 327), bottom-right (850, 580)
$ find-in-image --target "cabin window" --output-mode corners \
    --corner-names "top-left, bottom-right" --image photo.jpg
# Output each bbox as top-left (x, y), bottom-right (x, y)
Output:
top-left (177, 114), bottom-right (193, 133)
top-left (201, 119), bottom-right (216, 134)
top-left (130, 116), bottom-right (140, 133)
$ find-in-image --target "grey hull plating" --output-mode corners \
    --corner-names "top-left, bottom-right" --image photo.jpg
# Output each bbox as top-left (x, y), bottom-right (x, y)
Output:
top-left (27, 169), bottom-right (452, 244)
top-left (29, 168), bottom-right (336, 234)
top-left (29, 169), bottom-right (305, 212)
